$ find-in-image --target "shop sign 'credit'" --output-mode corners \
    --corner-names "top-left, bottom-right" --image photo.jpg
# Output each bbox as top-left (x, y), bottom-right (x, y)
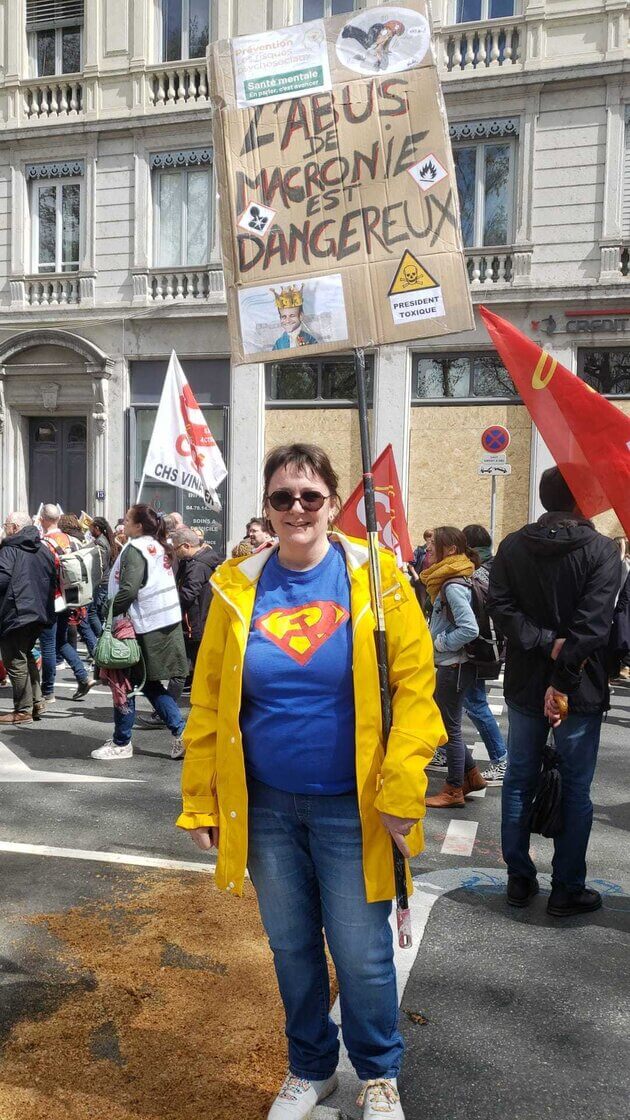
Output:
top-left (210, 1), bottom-right (474, 364)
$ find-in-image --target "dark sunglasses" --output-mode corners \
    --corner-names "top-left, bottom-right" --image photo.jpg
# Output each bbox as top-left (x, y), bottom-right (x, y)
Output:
top-left (267, 489), bottom-right (331, 512)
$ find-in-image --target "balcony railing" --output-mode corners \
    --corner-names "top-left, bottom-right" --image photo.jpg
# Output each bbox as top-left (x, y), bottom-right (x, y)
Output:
top-left (441, 17), bottom-right (523, 73)
top-left (147, 62), bottom-right (209, 107)
top-left (600, 244), bottom-right (630, 281)
top-left (133, 267), bottom-right (225, 304)
top-left (466, 246), bottom-right (532, 288)
top-left (10, 272), bottom-right (95, 308)
top-left (23, 76), bottom-right (84, 118)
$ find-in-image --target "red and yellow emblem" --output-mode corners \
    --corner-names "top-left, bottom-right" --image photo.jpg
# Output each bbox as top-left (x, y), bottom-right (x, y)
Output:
top-left (255, 601), bottom-right (350, 666)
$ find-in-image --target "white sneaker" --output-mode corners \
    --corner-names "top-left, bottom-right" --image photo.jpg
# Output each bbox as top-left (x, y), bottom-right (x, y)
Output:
top-left (357, 1079), bottom-right (405, 1119)
top-left (170, 736), bottom-right (185, 760)
top-left (267, 1072), bottom-right (337, 1119)
top-left (91, 739), bottom-right (133, 760)
top-left (481, 757), bottom-right (508, 785)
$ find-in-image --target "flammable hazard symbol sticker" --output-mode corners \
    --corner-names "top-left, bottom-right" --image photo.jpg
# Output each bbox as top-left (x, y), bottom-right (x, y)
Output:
top-left (388, 251), bottom-right (445, 326)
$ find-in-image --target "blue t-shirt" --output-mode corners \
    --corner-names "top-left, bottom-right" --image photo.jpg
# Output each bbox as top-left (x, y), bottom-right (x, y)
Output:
top-left (241, 542), bottom-right (356, 795)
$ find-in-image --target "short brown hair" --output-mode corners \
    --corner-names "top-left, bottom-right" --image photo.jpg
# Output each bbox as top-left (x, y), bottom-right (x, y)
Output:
top-left (263, 443), bottom-right (340, 500)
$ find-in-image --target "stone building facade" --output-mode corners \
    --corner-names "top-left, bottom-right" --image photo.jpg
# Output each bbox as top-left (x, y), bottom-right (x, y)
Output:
top-left (0, 0), bottom-right (628, 551)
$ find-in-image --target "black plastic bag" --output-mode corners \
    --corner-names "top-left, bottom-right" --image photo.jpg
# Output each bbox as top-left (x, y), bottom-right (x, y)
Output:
top-left (529, 734), bottom-right (563, 838)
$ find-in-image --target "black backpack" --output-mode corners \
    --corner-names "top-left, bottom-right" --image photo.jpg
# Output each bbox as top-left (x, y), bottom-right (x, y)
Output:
top-left (441, 575), bottom-right (505, 680)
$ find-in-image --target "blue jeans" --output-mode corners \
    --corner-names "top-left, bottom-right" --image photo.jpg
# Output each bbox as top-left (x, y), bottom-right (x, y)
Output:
top-left (502, 705), bottom-right (603, 891)
top-left (39, 622), bottom-right (57, 697)
top-left (55, 612), bottom-right (88, 683)
top-left (78, 615), bottom-right (99, 655)
top-left (113, 681), bottom-right (185, 745)
top-left (463, 679), bottom-right (507, 763)
top-left (247, 778), bottom-right (403, 1082)
top-left (89, 585), bottom-right (108, 633)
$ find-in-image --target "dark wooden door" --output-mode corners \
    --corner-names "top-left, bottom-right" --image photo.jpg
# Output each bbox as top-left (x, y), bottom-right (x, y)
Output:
top-left (29, 416), bottom-right (87, 514)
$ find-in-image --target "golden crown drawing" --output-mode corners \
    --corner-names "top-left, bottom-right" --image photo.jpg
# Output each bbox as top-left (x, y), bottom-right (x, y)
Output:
top-left (271, 284), bottom-right (303, 310)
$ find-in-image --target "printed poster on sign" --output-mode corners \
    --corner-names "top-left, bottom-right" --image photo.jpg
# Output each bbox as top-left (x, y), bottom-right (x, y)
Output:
top-left (335, 5), bottom-right (431, 75)
top-left (238, 275), bottom-right (349, 357)
top-left (232, 22), bottom-right (331, 107)
top-left (388, 250), bottom-right (444, 325)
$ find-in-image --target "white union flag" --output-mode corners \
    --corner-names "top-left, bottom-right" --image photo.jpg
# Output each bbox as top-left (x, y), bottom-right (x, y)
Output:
top-left (142, 350), bottom-right (227, 510)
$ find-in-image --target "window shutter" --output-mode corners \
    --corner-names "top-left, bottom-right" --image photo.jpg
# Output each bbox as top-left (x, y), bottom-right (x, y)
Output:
top-left (623, 110), bottom-right (630, 239)
top-left (26, 0), bottom-right (84, 29)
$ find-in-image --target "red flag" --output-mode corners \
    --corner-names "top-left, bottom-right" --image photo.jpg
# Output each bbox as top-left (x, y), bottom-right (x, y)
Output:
top-left (480, 306), bottom-right (630, 536)
top-left (336, 444), bottom-right (413, 566)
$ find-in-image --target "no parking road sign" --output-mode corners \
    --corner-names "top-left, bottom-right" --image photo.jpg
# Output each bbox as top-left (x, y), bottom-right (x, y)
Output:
top-left (481, 425), bottom-right (511, 454)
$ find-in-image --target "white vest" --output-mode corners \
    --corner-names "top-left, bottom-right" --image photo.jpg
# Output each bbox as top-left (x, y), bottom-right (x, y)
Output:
top-left (109, 536), bottom-right (182, 634)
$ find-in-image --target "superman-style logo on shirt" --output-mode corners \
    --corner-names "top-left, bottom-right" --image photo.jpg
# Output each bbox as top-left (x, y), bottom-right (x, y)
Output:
top-left (255, 601), bottom-right (350, 666)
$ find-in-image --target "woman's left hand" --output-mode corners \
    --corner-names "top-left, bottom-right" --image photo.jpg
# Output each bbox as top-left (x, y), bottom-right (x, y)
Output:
top-left (378, 812), bottom-right (419, 859)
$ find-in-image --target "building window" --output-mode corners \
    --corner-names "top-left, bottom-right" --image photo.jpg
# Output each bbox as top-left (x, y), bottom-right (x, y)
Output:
top-left (455, 0), bottom-right (515, 22)
top-left (266, 356), bottom-right (374, 404)
top-left (411, 352), bottom-right (517, 400)
top-left (28, 165), bottom-right (83, 274)
top-left (151, 154), bottom-right (212, 268)
top-left (161, 0), bottom-right (210, 61)
top-left (453, 140), bottom-right (514, 247)
top-left (302, 0), bottom-right (358, 20)
top-left (578, 349), bottom-right (630, 396)
top-left (27, 0), bottom-right (83, 76)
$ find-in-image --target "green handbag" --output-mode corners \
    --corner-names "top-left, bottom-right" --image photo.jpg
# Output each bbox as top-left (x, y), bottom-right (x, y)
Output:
top-left (94, 599), bottom-right (142, 670)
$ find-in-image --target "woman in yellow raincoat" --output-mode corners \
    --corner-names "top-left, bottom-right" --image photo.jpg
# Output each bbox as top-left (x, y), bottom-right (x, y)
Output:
top-left (178, 444), bottom-right (445, 1120)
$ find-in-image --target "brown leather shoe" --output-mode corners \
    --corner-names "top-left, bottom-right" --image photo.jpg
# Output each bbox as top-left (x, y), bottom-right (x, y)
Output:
top-left (462, 765), bottom-right (488, 797)
top-left (33, 701), bottom-right (46, 721)
top-left (426, 782), bottom-right (465, 808)
top-left (0, 710), bottom-right (33, 724)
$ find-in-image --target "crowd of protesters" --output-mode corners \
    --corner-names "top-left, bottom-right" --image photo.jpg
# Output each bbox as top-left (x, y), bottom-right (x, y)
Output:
top-left (0, 447), bottom-right (629, 1120)
top-left (0, 500), bottom-right (220, 762)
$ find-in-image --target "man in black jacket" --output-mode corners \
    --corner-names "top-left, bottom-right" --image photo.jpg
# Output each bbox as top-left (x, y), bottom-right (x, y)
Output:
top-left (0, 512), bottom-right (56, 724)
top-left (488, 468), bottom-right (621, 917)
top-left (172, 527), bottom-right (220, 679)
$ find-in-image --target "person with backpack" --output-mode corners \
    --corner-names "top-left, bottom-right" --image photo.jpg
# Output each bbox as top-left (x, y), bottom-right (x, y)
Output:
top-left (488, 467), bottom-right (621, 915)
top-left (420, 526), bottom-right (488, 808)
top-left (0, 512), bottom-right (56, 723)
top-left (92, 504), bottom-right (188, 761)
top-left (39, 504), bottom-right (95, 703)
top-left (460, 524), bottom-right (508, 785)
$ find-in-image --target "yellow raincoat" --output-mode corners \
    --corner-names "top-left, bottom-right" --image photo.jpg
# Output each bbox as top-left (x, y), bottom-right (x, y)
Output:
top-left (177, 532), bottom-right (446, 903)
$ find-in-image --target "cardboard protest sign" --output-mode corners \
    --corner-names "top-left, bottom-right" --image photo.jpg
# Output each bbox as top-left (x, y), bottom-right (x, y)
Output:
top-left (211, 1), bottom-right (474, 364)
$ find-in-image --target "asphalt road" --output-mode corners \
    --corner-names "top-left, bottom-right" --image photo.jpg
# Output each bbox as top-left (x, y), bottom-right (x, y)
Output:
top-left (0, 664), bottom-right (628, 1120)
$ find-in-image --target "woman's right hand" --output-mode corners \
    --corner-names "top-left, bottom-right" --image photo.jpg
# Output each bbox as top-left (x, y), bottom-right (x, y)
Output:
top-left (190, 826), bottom-right (219, 851)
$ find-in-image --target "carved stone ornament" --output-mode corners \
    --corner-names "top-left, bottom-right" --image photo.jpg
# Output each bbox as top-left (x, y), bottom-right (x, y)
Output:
top-left (41, 382), bottom-right (60, 412)
top-left (93, 411), bottom-right (107, 436)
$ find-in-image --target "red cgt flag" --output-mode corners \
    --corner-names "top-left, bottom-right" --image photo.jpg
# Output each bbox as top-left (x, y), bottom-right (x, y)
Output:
top-left (480, 306), bottom-right (630, 537)
top-left (336, 444), bottom-right (413, 567)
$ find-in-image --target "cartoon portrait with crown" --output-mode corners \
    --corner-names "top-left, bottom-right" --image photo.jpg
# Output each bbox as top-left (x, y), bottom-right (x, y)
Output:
top-left (237, 273), bottom-right (348, 358)
top-left (271, 285), bottom-right (318, 350)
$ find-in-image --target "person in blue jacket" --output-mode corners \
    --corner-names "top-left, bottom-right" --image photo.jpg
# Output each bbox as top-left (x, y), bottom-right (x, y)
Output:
top-left (420, 526), bottom-right (488, 808)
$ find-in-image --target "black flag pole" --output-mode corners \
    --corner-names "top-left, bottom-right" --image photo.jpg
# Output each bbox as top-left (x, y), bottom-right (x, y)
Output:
top-left (353, 347), bottom-right (412, 949)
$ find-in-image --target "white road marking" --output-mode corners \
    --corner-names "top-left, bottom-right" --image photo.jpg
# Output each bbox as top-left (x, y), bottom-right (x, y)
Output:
top-left (466, 787), bottom-right (487, 799)
top-left (52, 682), bottom-right (110, 696)
top-left (441, 818), bottom-right (479, 856)
top-left (0, 839), bottom-right (213, 872)
top-left (489, 703), bottom-right (504, 715)
top-left (0, 742), bottom-right (140, 784)
top-left (472, 741), bottom-right (490, 760)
